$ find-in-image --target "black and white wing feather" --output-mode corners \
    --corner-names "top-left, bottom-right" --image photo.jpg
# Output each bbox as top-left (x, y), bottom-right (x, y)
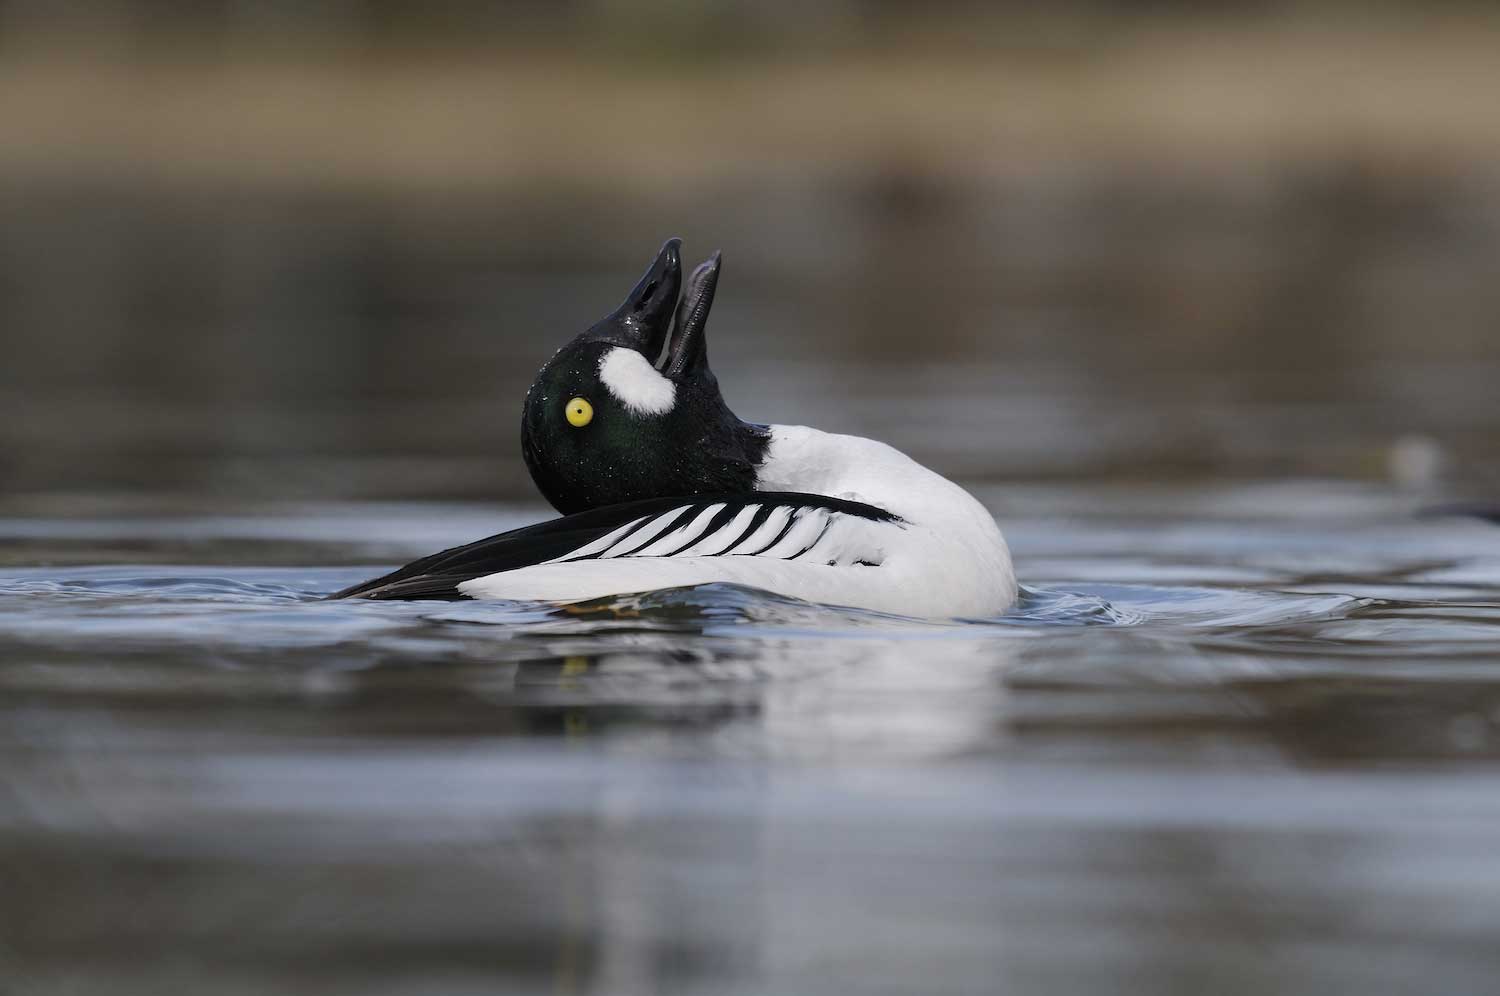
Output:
top-left (333, 492), bottom-right (901, 601)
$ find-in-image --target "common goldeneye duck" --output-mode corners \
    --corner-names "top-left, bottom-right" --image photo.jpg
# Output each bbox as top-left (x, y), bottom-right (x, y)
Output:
top-left (336, 239), bottom-right (1017, 617)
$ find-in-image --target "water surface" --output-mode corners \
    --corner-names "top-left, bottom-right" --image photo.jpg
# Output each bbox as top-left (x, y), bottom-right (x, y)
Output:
top-left (3, 484), bottom-right (1499, 994)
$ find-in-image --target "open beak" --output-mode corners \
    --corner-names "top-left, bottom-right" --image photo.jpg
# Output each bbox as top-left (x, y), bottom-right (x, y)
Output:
top-left (580, 239), bottom-right (722, 381)
top-left (586, 238), bottom-right (682, 359)
top-left (664, 251), bottom-right (721, 379)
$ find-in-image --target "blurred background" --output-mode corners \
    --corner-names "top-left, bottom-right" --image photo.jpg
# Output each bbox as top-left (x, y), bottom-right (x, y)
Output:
top-left (3, 0), bottom-right (1498, 510)
top-left (7, 7), bottom-right (1500, 996)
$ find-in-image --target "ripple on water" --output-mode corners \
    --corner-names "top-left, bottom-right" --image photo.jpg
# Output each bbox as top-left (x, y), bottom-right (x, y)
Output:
top-left (3, 503), bottom-right (1500, 996)
top-left (0, 563), bottom-right (1385, 672)
top-left (0, 529), bottom-right (1493, 711)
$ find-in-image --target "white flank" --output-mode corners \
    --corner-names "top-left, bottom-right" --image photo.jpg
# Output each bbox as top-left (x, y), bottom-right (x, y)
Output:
top-left (599, 347), bottom-right (676, 415)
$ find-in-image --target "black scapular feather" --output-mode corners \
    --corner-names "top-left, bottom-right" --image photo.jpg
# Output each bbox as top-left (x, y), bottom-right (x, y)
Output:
top-left (331, 491), bottom-right (898, 601)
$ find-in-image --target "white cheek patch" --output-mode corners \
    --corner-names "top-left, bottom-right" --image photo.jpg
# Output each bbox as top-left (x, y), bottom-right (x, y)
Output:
top-left (599, 347), bottom-right (676, 415)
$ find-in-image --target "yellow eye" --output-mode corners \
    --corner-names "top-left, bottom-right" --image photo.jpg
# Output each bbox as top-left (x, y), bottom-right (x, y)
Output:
top-left (565, 397), bottom-right (593, 427)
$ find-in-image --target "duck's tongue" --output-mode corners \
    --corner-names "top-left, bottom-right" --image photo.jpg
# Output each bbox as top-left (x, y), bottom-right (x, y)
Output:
top-left (663, 252), bottom-right (721, 378)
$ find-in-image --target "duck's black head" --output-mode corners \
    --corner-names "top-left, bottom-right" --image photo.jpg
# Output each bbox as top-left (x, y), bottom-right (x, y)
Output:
top-left (521, 239), bottom-right (769, 514)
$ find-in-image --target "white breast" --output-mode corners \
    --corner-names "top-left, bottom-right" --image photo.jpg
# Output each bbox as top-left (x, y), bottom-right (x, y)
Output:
top-left (753, 425), bottom-right (1016, 616)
